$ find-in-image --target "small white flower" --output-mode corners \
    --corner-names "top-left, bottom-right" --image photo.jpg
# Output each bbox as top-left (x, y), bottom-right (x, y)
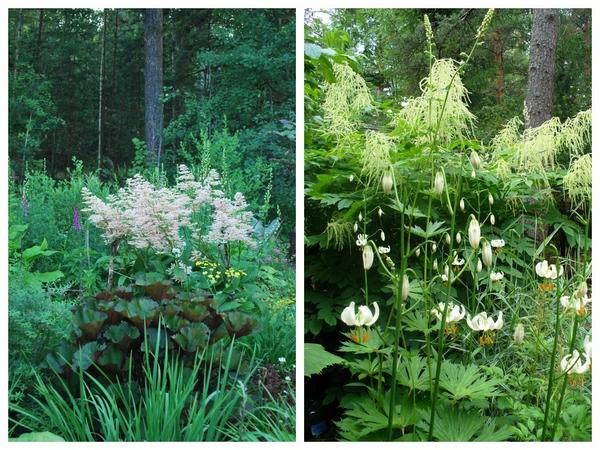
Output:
top-left (356, 234), bottom-right (368, 247)
top-left (172, 247), bottom-right (182, 258)
top-left (560, 350), bottom-right (590, 374)
top-left (431, 302), bottom-right (466, 323)
top-left (535, 260), bottom-right (558, 279)
top-left (466, 311), bottom-right (503, 332)
top-left (378, 246), bottom-right (390, 254)
top-left (490, 239), bottom-right (505, 248)
top-left (278, 357), bottom-right (286, 364)
top-left (285, 376), bottom-right (291, 381)
top-left (452, 255), bottom-right (465, 266)
top-left (560, 295), bottom-right (591, 316)
top-left (441, 273), bottom-right (448, 282)
top-left (490, 271), bottom-right (504, 282)
top-left (341, 301), bottom-right (380, 327)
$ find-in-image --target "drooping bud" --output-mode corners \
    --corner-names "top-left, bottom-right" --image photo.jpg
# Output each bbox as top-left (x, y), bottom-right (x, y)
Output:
top-left (382, 172), bottom-right (394, 194)
top-left (432, 243), bottom-right (437, 252)
top-left (362, 245), bottom-right (374, 270)
top-left (401, 274), bottom-right (410, 301)
top-left (380, 231), bottom-right (386, 242)
top-left (482, 241), bottom-right (493, 267)
top-left (469, 150), bottom-right (482, 170)
top-left (513, 323), bottom-right (525, 344)
top-left (433, 259), bottom-right (438, 271)
top-left (445, 233), bottom-right (451, 245)
top-left (349, 174), bottom-right (354, 182)
top-left (456, 232), bottom-right (462, 244)
top-left (471, 169), bottom-right (476, 178)
top-left (415, 247), bottom-right (421, 257)
top-left (476, 258), bottom-right (482, 272)
top-left (378, 207), bottom-right (383, 218)
top-left (459, 198), bottom-right (465, 212)
top-left (488, 193), bottom-right (494, 205)
top-left (468, 217), bottom-right (481, 249)
top-left (575, 281), bottom-right (588, 299)
top-left (434, 171), bottom-right (444, 194)
top-left (490, 214), bottom-right (495, 225)
top-left (359, 212), bottom-right (363, 222)
top-left (354, 222), bottom-right (358, 232)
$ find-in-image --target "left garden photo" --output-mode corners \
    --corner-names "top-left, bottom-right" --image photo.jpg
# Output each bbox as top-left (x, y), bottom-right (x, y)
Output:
top-left (7, 8), bottom-right (296, 441)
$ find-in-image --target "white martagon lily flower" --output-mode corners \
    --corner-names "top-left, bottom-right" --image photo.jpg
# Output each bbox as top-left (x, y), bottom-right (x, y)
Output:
top-left (466, 311), bottom-right (503, 331)
top-left (431, 302), bottom-right (466, 323)
top-left (584, 334), bottom-right (592, 359)
top-left (490, 271), bottom-right (504, 282)
top-left (560, 350), bottom-right (590, 374)
top-left (341, 301), bottom-right (380, 327)
top-left (378, 246), bottom-right (390, 254)
top-left (468, 217), bottom-right (481, 249)
top-left (560, 294), bottom-right (591, 316)
top-left (536, 260), bottom-right (559, 279)
top-left (356, 234), bottom-right (368, 247)
top-left (452, 255), bottom-right (465, 266)
top-left (491, 239), bottom-right (505, 248)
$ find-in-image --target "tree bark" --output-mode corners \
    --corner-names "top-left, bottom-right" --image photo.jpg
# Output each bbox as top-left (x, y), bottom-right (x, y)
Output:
top-left (526, 9), bottom-right (560, 128)
top-left (36, 9), bottom-right (45, 69)
top-left (144, 9), bottom-right (164, 167)
top-left (13, 9), bottom-right (24, 80)
top-left (97, 9), bottom-right (107, 170)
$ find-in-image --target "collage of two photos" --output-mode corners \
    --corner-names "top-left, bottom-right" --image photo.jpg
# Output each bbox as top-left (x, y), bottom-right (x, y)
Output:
top-left (5, 5), bottom-right (594, 443)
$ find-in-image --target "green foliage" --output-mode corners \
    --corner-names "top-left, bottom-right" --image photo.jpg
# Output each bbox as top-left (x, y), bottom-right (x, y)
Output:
top-left (304, 343), bottom-right (345, 377)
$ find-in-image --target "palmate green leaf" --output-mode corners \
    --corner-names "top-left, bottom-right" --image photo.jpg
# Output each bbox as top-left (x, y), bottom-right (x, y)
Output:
top-left (409, 221), bottom-right (448, 238)
top-left (438, 362), bottom-right (501, 402)
top-left (387, 200), bottom-right (427, 219)
top-left (304, 343), bottom-right (345, 377)
top-left (429, 406), bottom-right (513, 441)
top-left (395, 355), bottom-right (431, 392)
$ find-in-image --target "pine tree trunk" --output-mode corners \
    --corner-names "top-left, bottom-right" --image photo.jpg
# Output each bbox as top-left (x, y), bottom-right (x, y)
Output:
top-left (97, 9), bottom-right (107, 170)
top-left (144, 9), bottom-right (164, 168)
top-left (525, 9), bottom-right (560, 128)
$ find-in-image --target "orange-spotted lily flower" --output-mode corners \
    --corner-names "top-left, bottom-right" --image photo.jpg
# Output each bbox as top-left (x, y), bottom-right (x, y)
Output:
top-left (560, 350), bottom-right (590, 374)
top-left (431, 302), bottom-right (466, 323)
top-left (535, 260), bottom-right (559, 279)
top-left (341, 301), bottom-right (380, 327)
top-left (560, 294), bottom-right (591, 316)
top-left (491, 239), bottom-right (505, 248)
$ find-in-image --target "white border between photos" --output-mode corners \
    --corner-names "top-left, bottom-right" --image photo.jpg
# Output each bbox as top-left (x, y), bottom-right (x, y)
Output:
top-left (1, 1), bottom-right (598, 448)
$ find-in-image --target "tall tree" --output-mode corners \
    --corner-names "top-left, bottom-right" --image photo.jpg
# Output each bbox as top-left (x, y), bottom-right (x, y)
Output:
top-left (144, 9), bottom-right (164, 167)
top-left (525, 9), bottom-right (559, 128)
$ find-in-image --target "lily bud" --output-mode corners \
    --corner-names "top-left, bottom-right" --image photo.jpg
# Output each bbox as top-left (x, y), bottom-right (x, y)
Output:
top-left (382, 172), bottom-right (394, 194)
top-left (378, 207), bottom-right (383, 218)
top-left (354, 222), bottom-right (358, 232)
top-left (349, 174), bottom-right (354, 182)
top-left (456, 232), bottom-right (462, 244)
top-left (482, 241), bottom-right (493, 267)
top-left (513, 323), bottom-right (525, 344)
top-left (434, 171), bottom-right (444, 194)
top-left (433, 259), bottom-right (438, 271)
top-left (362, 245), bottom-right (374, 270)
top-left (468, 217), bottom-right (481, 249)
top-left (469, 150), bottom-right (482, 170)
top-left (359, 212), bottom-right (363, 222)
top-left (415, 247), bottom-right (421, 257)
top-left (476, 258), bottom-right (482, 273)
top-left (432, 243), bottom-right (437, 252)
top-left (471, 169), bottom-right (476, 178)
top-left (380, 231), bottom-right (386, 242)
top-left (575, 281), bottom-right (588, 299)
top-left (460, 198), bottom-right (465, 212)
top-left (488, 193), bottom-right (494, 205)
top-left (490, 214), bottom-right (495, 225)
top-left (445, 233), bottom-right (451, 245)
top-left (401, 274), bottom-right (410, 301)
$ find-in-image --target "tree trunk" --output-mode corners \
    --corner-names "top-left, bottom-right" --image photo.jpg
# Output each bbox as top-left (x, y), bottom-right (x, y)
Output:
top-left (492, 30), bottom-right (504, 104)
top-left (13, 9), bottom-right (24, 80)
top-left (109, 10), bottom-right (119, 154)
top-left (97, 9), bottom-right (107, 170)
top-left (144, 9), bottom-right (164, 168)
top-left (525, 9), bottom-right (560, 128)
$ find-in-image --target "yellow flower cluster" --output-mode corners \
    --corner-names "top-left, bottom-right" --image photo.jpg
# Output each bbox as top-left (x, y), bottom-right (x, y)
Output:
top-left (225, 267), bottom-right (247, 278)
top-left (195, 260), bottom-right (222, 284)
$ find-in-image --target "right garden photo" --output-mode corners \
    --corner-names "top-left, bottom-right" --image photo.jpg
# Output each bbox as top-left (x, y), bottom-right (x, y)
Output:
top-left (304, 8), bottom-right (591, 442)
